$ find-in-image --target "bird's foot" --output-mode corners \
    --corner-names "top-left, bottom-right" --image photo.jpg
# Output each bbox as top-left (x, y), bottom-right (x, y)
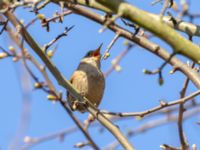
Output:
top-left (71, 100), bottom-right (87, 112)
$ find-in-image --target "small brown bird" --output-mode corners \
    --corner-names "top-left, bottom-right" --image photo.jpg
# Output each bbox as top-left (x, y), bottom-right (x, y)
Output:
top-left (67, 44), bottom-right (105, 113)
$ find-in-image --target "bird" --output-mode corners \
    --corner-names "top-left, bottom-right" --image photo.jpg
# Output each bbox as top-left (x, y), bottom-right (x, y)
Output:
top-left (67, 44), bottom-right (105, 113)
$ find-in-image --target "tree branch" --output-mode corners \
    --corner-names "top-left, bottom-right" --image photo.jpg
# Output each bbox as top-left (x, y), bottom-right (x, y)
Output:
top-left (4, 10), bottom-right (134, 150)
top-left (59, 4), bottom-right (200, 88)
top-left (59, 0), bottom-right (200, 63)
top-left (101, 89), bottom-right (200, 118)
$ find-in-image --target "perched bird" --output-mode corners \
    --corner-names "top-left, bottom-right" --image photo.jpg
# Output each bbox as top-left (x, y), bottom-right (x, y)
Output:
top-left (67, 44), bottom-right (105, 113)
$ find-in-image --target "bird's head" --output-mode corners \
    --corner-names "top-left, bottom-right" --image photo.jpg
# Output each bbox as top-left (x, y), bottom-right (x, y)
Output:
top-left (84, 43), bottom-right (103, 61)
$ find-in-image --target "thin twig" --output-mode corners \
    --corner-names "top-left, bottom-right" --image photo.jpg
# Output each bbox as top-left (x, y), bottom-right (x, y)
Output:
top-left (21, 127), bottom-right (77, 149)
top-left (104, 107), bottom-right (200, 150)
top-left (178, 97), bottom-right (188, 149)
top-left (0, 45), bottom-right (13, 56)
top-left (0, 18), bottom-right (8, 35)
top-left (151, 0), bottom-right (162, 5)
top-left (101, 89), bottom-right (200, 118)
top-left (45, 10), bottom-right (73, 24)
top-left (59, 99), bottom-right (100, 150)
top-left (25, 17), bottom-right (38, 29)
top-left (160, 0), bottom-right (173, 16)
top-left (121, 18), bottom-right (140, 35)
top-left (104, 43), bottom-right (133, 77)
top-left (43, 26), bottom-right (74, 51)
top-left (102, 33), bottom-right (120, 59)
top-left (143, 52), bottom-right (176, 85)
top-left (9, 60), bottom-right (32, 150)
top-left (36, 0), bottom-right (50, 11)
top-left (177, 63), bottom-right (195, 149)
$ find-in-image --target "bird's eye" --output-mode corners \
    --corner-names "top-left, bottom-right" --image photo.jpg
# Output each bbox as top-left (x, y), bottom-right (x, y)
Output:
top-left (85, 51), bottom-right (93, 57)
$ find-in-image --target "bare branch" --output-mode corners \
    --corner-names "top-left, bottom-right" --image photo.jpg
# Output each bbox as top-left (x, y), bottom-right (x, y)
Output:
top-left (43, 26), bottom-right (74, 51)
top-left (101, 89), bottom-right (200, 118)
top-left (62, 3), bottom-right (200, 88)
top-left (102, 33), bottom-right (120, 60)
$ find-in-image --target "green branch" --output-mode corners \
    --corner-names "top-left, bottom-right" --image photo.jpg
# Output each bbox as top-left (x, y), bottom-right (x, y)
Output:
top-left (59, 0), bottom-right (200, 63)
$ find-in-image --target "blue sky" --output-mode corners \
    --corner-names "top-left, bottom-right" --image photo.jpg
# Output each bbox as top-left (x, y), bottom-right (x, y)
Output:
top-left (0, 0), bottom-right (200, 150)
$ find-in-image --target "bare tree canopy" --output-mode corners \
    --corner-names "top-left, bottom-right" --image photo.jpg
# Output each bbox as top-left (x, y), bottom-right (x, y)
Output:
top-left (0, 0), bottom-right (200, 150)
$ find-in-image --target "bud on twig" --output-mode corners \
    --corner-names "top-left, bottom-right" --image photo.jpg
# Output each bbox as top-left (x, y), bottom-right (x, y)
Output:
top-left (0, 52), bottom-right (8, 59)
top-left (47, 50), bottom-right (54, 58)
top-left (47, 94), bottom-right (57, 100)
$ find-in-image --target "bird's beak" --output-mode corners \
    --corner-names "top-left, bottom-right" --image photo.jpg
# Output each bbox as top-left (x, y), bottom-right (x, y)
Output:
top-left (93, 43), bottom-right (103, 57)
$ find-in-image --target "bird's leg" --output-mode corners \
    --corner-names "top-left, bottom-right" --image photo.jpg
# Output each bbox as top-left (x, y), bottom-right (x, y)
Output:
top-left (84, 113), bottom-right (95, 130)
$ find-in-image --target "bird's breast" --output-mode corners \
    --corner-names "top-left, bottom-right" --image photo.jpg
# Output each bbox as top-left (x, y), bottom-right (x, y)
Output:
top-left (70, 66), bottom-right (105, 107)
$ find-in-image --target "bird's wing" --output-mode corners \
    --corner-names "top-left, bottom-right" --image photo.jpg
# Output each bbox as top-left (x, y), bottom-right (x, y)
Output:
top-left (67, 75), bottom-right (74, 98)
top-left (67, 72), bottom-right (77, 111)
top-left (67, 71), bottom-right (80, 97)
